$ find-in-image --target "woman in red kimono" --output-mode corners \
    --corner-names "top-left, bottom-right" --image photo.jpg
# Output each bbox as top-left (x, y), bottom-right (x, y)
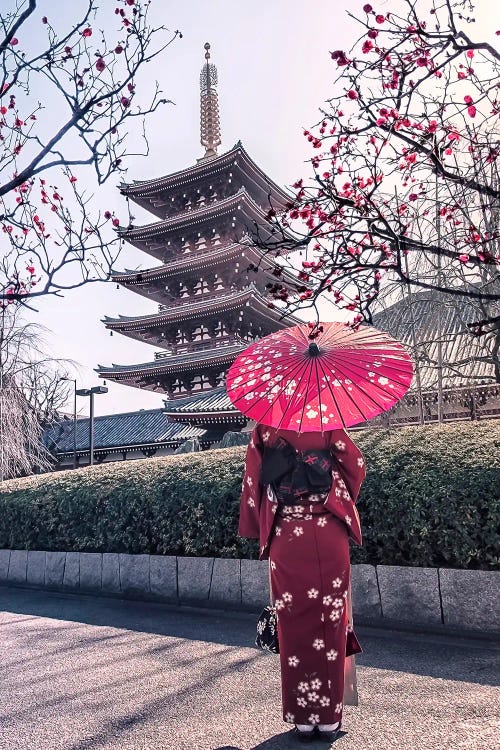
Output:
top-left (239, 423), bottom-right (366, 742)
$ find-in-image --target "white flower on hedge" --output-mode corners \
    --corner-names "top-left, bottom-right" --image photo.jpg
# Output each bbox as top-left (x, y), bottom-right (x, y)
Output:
top-left (332, 577), bottom-right (342, 588)
top-left (285, 712), bottom-right (295, 723)
top-left (312, 638), bottom-right (325, 650)
top-left (310, 678), bottom-right (322, 690)
top-left (282, 592), bottom-right (292, 603)
top-left (288, 655), bottom-right (299, 667)
top-left (307, 588), bottom-right (319, 599)
top-left (319, 696), bottom-right (331, 707)
top-left (327, 649), bottom-right (338, 661)
top-left (308, 714), bottom-right (320, 725)
top-left (307, 691), bottom-right (319, 703)
top-left (297, 681), bottom-right (309, 694)
top-left (297, 697), bottom-right (307, 707)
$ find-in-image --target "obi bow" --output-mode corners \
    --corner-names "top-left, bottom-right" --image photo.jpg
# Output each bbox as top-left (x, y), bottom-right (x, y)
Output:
top-left (260, 437), bottom-right (332, 504)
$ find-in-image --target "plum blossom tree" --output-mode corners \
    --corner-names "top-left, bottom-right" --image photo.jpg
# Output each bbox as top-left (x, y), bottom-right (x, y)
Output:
top-left (258, 1), bottom-right (500, 353)
top-left (0, 0), bottom-right (180, 308)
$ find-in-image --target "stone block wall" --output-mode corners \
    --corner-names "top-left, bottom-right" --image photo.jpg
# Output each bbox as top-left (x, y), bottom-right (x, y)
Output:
top-left (0, 549), bottom-right (497, 635)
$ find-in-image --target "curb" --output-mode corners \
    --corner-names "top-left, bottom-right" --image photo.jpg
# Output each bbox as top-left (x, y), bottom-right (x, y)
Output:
top-left (0, 550), bottom-right (498, 637)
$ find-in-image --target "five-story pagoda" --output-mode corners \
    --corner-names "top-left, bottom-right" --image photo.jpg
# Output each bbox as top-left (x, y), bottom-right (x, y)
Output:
top-left (97, 44), bottom-right (303, 443)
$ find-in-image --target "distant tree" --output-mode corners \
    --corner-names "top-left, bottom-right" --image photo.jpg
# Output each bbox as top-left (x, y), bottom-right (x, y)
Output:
top-left (0, 0), bottom-right (180, 308)
top-left (258, 0), bottom-right (500, 346)
top-left (0, 305), bottom-right (71, 479)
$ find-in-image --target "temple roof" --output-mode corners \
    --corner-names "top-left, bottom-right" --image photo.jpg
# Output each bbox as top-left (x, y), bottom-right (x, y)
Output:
top-left (120, 142), bottom-right (292, 210)
top-left (44, 408), bottom-right (206, 455)
top-left (102, 285), bottom-right (300, 334)
top-left (163, 386), bottom-right (244, 423)
top-left (373, 290), bottom-right (499, 389)
top-left (96, 343), bottom-right (247, 379)
top-left (117, 188), bottom-right (291, 250)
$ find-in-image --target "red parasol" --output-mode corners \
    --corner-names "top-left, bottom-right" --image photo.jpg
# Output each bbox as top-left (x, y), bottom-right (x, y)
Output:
top-left (226, 322), bottom-right (413, 432)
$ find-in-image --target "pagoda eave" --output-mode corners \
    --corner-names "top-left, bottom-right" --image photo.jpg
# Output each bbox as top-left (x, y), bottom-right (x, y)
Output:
top-left (120, 143), bottom-right (292, 211)
top-left (117, 188), bottom-right (294, 254)
top-left (111, 244), bottom-right (308, 302)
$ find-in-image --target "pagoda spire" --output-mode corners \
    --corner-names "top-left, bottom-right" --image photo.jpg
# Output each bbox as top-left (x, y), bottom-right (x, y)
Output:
top-left (198, 42), bottom-right (222, 163)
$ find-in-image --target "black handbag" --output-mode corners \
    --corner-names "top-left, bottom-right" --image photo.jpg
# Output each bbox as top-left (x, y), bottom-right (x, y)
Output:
top-left (256, 559), bottom-right (280, 653)
top-left (255, 604), bottom-right (280, 653)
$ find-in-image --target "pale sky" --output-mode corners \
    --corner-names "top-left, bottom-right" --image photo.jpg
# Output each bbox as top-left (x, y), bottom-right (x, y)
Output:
top-left (21, 0), bottom-right (498, 417)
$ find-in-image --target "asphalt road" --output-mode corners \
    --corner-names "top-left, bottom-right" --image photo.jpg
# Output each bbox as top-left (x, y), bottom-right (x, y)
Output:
top-left (0, 587), bottom-right (498, 750)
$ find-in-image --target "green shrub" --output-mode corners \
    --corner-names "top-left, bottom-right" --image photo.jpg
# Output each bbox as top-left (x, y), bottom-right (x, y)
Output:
top-left (0, 421), bottom-right (498, 569)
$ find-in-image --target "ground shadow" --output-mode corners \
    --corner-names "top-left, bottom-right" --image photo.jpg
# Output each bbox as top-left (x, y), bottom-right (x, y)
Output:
top-left (214, 729), bottom-right (346, 749)
top-left (1, 585), bottom-right (498, 687)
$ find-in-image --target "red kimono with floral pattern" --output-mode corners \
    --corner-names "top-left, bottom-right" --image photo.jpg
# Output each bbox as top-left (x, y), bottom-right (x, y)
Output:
top-left (238, 424), bottom-right (366, 728)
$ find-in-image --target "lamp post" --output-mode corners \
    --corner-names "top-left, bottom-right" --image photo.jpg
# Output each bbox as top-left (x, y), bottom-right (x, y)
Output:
top-left (59, 377), bottom-right (77, 469)
top-left (76, 386), bottom-right (108, 466)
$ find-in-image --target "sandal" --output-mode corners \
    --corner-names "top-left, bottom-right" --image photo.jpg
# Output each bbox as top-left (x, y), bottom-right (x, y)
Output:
top-left (317, 722), bottom-right (341, 741)
top-left (294, 725), bottom-right (316, 743)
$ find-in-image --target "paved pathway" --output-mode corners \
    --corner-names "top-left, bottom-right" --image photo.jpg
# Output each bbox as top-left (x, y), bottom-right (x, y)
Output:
top-left (0, 587), bottom-right (498, 750)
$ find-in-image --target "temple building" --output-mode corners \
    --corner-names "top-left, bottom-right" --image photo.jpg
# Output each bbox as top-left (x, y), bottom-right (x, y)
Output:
top-left (368, 290), bottom-right (500, 426)
top-left (96, 43), bottom-right (303, 448)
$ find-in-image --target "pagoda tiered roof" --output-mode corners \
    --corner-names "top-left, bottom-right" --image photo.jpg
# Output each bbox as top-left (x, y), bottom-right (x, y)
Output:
top-left (102, 286), bottom-right (298, 345)
top-left (97, 342), bottom-right (246, 382)
top-left (116, 188), bottom-right (294, 259)
top-left (111, 242), bottom-right (304, 304)
top-left (120, 142), bottom-right (292, 217)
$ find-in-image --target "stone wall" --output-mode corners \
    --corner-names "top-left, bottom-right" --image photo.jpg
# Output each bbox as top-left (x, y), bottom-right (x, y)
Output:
top-left (0, 550), bottom-right (497, 635)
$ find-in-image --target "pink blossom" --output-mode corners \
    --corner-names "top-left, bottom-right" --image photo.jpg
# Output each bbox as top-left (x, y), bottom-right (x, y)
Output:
top-left (363, 4), bottom-right (373, 11)
top-left (467, 105), bottom-right (477, 118)
top-left (82, 27), bottom-right (92, 37)
top-left (96, 57), bottom-right (106, 72)
top-left (331, 50), bottom-right (349, 66)
top-left (347, 90), bottom-right (358, 100)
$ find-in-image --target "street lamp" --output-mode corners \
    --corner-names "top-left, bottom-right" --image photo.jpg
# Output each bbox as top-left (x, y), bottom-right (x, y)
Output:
top-left (76, 386), bottom-right (108, 466)
top-left (59, 377), bottom-right (77, 469)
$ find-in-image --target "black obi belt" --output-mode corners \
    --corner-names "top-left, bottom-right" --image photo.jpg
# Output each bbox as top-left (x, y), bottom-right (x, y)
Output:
top-left (260, 437), bottom-right (333, 505)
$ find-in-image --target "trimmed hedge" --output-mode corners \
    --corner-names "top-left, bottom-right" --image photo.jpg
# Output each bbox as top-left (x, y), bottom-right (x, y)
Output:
top-left (0, 421), bottom-right (498, 570)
